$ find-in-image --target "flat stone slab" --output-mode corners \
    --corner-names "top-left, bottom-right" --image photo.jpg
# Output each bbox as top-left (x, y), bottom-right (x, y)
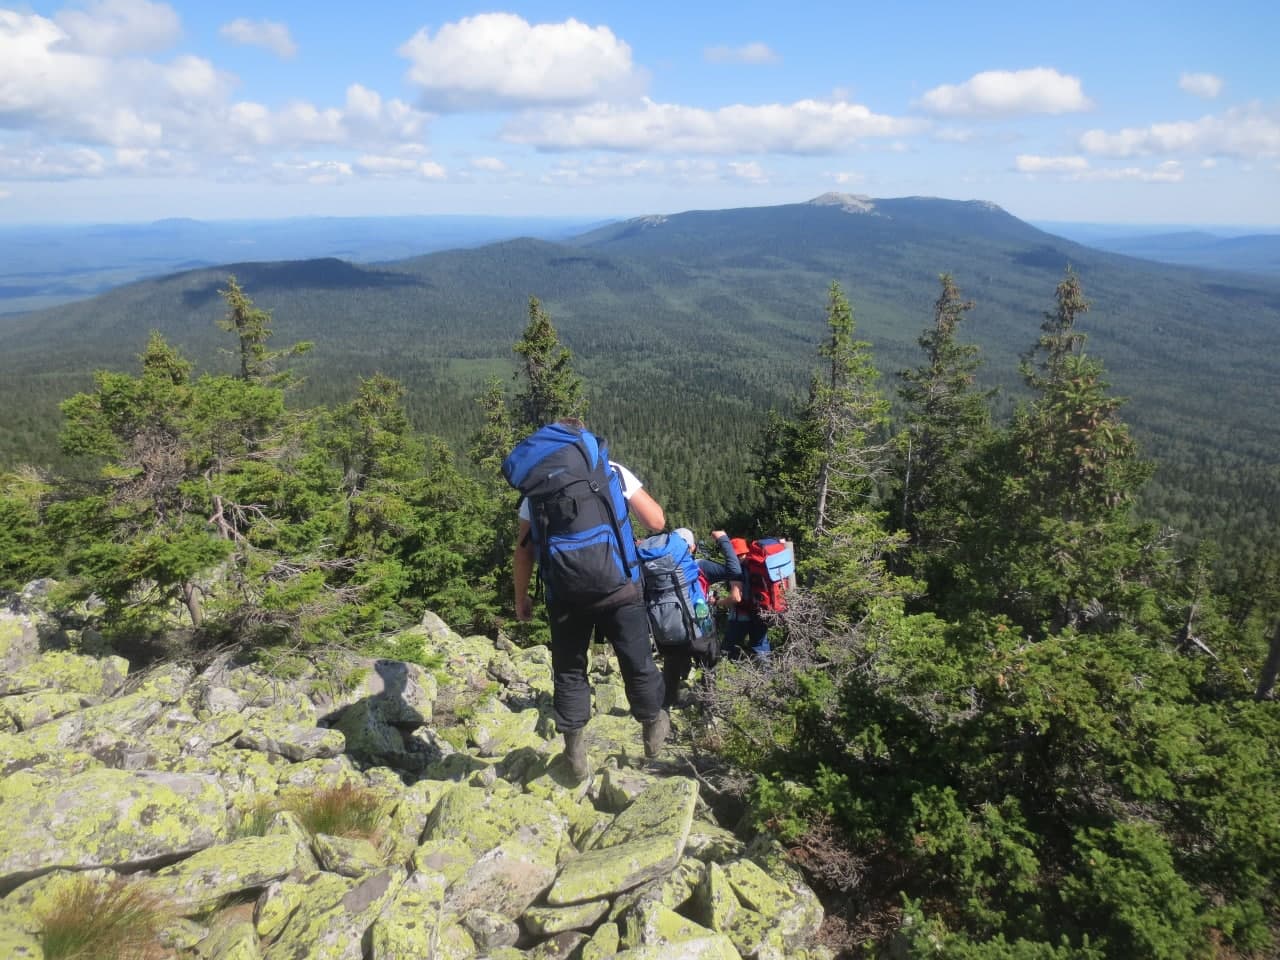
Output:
top-left (0, 767), bottom-right (227, 891)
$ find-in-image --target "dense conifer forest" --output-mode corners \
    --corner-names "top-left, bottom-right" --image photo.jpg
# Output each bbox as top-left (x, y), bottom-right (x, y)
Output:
top-left (3, 255), bottom-right (1278, 957)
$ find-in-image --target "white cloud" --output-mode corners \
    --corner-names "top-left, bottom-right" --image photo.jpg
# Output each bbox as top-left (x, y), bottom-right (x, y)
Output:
top-left (1015, 154), bottom-right (1089, 173)
top-left (1179, 72), bottom-right (1223, 99)
top-left (830, 171), bottom-right (865, 185)
top-left (0, 144), bottom-right (107, 179)
top-left (54, 0), bottom-right (180, 56)
top-left (1201, 157), bottom-right (1218, 169)
top-left (505, 97), bottom-right (924, 154)
top-left (542, 156), bottom-right (728, 187)
top-left (219, 18), bottom-right (297, 59)
top-left (399, 13), bottom-right (641, 110)
top-left (704, 42), bottom-right (779, 65)
top-left (728, 160), bottom-right (768, 183)
top-left (919, 67), bottom-right (1091, 117)
top-left (1080, 103), bottom-right (1280, 159)
top-left (355, 146), bottom-right (446, 179)
top-left (269, 159), bottom-right (353, 186)
top-left (0, 9), bottom-right (429, 176)
top-left (470, 156), bottom-right (507, 172)
top-left (0, 188), bottom-right (9, 199)
top-left (1013, 153), bottom-right (1184, 183)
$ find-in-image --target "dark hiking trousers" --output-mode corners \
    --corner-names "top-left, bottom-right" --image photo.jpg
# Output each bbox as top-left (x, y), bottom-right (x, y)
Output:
top-left (549, 594), bottom-right (665, 732)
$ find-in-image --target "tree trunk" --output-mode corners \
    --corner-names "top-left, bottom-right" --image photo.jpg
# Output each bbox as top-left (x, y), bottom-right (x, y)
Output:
top-left (1256, 620), bottom-right (1280, 701)
top-left (183, 582), bottom-right (203, 628)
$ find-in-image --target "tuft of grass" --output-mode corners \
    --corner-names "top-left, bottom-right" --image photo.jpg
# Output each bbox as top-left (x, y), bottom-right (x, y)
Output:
top-left (231, 794), bottom-right (279, 839)
top-left (280, 782), bottom-right (387, 843)
top-left (37, 875), bottom-right (165, 960)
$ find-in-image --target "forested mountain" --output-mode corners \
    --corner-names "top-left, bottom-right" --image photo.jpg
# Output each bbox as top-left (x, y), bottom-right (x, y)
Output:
top-left (1048, 228), bottom-right (1280, 276)
top-left (2, 194), bottom-right (1277, 557)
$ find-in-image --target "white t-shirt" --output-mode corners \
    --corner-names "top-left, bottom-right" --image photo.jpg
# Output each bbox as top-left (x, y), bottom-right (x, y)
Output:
top-left (518, 461), bottom-right (641, 522)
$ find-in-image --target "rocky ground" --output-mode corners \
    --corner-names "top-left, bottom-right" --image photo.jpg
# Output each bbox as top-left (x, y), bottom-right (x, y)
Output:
top-left (0, 591), bottom-right (829, 959)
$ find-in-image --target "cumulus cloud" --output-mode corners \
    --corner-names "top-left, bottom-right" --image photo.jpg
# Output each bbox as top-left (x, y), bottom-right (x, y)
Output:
top-left (919, 67), bottom-right (1091, 117)
top-left (219, 18), bottom-right (297, 59)
top-left (355, 146), bottom-right (446, 179)
top-left (0, 9), bottom-right (430, 181)
top-left (1080, 104), bottom-right (1280, 159)
top-left (830, 171), bottom-right (865, 185)
top-left (54, 0), bottom-right (180, 56)
top-left (704, 42), bottom-right (779, 65)
top-left (505, 97), bottom-right (923, 154)
top-left (1179, 72), bottom-right (1223, 99)
top-left (399, 13), bottom-right (641, 110)
top-left (542, 156), bottom-right (728, 187)
top-left (1015, 154), bottom-right (1089, 174)
top-left (1013, 153), bottom-right (1183, 183)
top-left (728, 160), bottom-right (768, 183)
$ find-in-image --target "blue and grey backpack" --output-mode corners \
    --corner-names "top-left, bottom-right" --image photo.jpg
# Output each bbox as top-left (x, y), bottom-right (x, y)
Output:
top-left (637, 532), bottom-right (714, 651)
top-left (502, 423), bottom-right (640, 606)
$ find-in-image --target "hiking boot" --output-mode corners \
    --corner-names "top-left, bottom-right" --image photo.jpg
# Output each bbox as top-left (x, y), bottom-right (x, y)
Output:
top-left (642, 710), bottom-right (671, 758)
top-left (563, 729), bottom-right (589, 781)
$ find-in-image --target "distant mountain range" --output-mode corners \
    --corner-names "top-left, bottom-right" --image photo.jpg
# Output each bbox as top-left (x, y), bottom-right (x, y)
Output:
top-left (2, 193), bottom-right (1278, 549)
top-left (0, 214), bottom-right (603, 315)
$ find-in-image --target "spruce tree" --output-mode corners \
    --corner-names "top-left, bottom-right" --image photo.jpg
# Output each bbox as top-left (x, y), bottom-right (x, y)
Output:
top-left (895, 274), bottom-right (992, 581)
top-left (512, 297), bottom-right (586, 431)
top-left (217, 275), bottom-right (312, 384)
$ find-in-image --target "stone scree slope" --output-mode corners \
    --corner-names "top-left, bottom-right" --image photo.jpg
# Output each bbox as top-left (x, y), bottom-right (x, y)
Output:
top-left (0, 603), bottom-right (827, 960)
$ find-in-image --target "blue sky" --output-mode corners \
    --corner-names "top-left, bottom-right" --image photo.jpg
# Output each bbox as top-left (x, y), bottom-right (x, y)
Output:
top-left (2, 0), bottom-right (1278, 225)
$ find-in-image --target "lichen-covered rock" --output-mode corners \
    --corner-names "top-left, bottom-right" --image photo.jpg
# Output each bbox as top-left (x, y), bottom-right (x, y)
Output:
top-left (0, 608), bottom-right (40, 678)
top-left (597, 777), bottom-right (699, 851)
top-left (527, 930), bottom-right (589, 959)
top-left (382, 779), bottom-right (451, 863)
top-left (274, 756), bottom-right (363, 792)
top-left (461, 907), bottom-right (520, 950)
top-left (410, 838), bottom-right (474, 885)
top-left (444, 840), bottom-right (556, 919)
top-left (144, 832), bottom-right (307, 914)
top-left (0, 650), bottom-right (129, 698)
top-left (367, 869), bottom-right (473, 960)
top-left (468, 699), bottom-right (543, 757)
top-left (621, 901), bottom-right (716, 950)
top-left (595, 766), bottom-right (661, 814)
top-left (684, 821), bottom-right (746, 862)
top-left (692, 862), bottom-right (739, 934)
top-left (0, 909), bottom-right (41, 959)
top-left (0, 767), bottom-right (227, 891)
top-left (159, 916), bottom-right (210, 950)
top-left (236, 722), bottom-right (344, 762)
top-left (522, 898), bottom-right (610, 936)
top-left (581, 920), bottom-right (621, 960)
top-left (424, 785), bottom-right (566, 867)
top-left (263, 866), bottom-right (405, 960)
top-left (723, 858), bottom-right (794, 915)
top-left (197, 918), bottom-right (261, 959)
top-left (610, 935), bottom-right (744, 959)
top-left (718, 904), bottom-right (788, 959)
top-left (255, 875), bottom-right (346, 941)
top-left (176, 712), bottom-right (245, 757)
top-left (0, 690), bottom-right (89, 731)
top-left (312, 833), bottom-right (383, 878)
top-left (12, 664), bottom-right (190, 766)
top-left (608, 856), bottom-right (704, 922)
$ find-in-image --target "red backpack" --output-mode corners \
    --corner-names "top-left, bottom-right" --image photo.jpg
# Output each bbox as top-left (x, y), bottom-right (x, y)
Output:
top-left (736, 539), bottom-right (796, 614)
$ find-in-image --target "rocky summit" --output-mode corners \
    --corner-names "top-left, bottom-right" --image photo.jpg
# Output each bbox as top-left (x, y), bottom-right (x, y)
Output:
top-left (0, 599), bottom-right (828, 959)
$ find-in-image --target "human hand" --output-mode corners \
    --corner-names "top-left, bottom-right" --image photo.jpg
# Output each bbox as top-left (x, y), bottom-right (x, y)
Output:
top-left (712, 529), bottom-right (727, 540)
top-left (515, 594), bottom-right (534, 622)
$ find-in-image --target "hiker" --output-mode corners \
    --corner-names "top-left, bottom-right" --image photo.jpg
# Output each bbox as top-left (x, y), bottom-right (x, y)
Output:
top-left (724, 536), bottom-right (772, 662)
top-left (659, 528), bottom-right (742, 708)
top-left (507, 419), bottom-right (670, 781)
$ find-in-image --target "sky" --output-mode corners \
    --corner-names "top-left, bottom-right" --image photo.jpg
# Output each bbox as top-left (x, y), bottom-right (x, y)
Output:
top-left (2, 0), bottom-right (1278, 226)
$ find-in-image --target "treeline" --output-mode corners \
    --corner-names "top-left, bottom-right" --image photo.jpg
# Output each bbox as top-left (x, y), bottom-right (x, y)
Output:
top-left (3, 272), bottom-right (1279, 958)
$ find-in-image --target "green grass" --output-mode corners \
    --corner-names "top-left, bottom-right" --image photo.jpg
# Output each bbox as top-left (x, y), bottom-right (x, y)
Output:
top-left (37, 876), bottom-right (165, 960)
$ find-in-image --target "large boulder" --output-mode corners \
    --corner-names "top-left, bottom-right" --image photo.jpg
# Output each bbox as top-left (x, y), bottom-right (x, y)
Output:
top-left (0, 767), bottom-right (227, 891)
top-left (262, 866), bottom-right (405, 960)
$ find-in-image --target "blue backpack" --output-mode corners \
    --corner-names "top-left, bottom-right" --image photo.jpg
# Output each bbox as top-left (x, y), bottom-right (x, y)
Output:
top-left (502, 423), bottom-right (639, 606)
top-left (637, 533), bottom-right (714, 651)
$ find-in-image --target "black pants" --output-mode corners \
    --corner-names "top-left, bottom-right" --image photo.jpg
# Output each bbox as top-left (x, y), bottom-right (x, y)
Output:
top-left (661, 646), bottom-right (716, 708)
top-left (549, 595), bottom-right (665, 732)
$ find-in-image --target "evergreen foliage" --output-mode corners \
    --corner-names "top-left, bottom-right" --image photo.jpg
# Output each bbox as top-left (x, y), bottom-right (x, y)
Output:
top-left (3, 269), bottom-right (1278, 958)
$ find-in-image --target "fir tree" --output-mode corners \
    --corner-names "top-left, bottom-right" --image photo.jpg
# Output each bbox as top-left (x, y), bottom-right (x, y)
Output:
top-left (217, 276), bottom-right (312, 384)
top-left (512, 297), bottom-right (586, 431)
top-left (895, 273), bottom-right (992, 575)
